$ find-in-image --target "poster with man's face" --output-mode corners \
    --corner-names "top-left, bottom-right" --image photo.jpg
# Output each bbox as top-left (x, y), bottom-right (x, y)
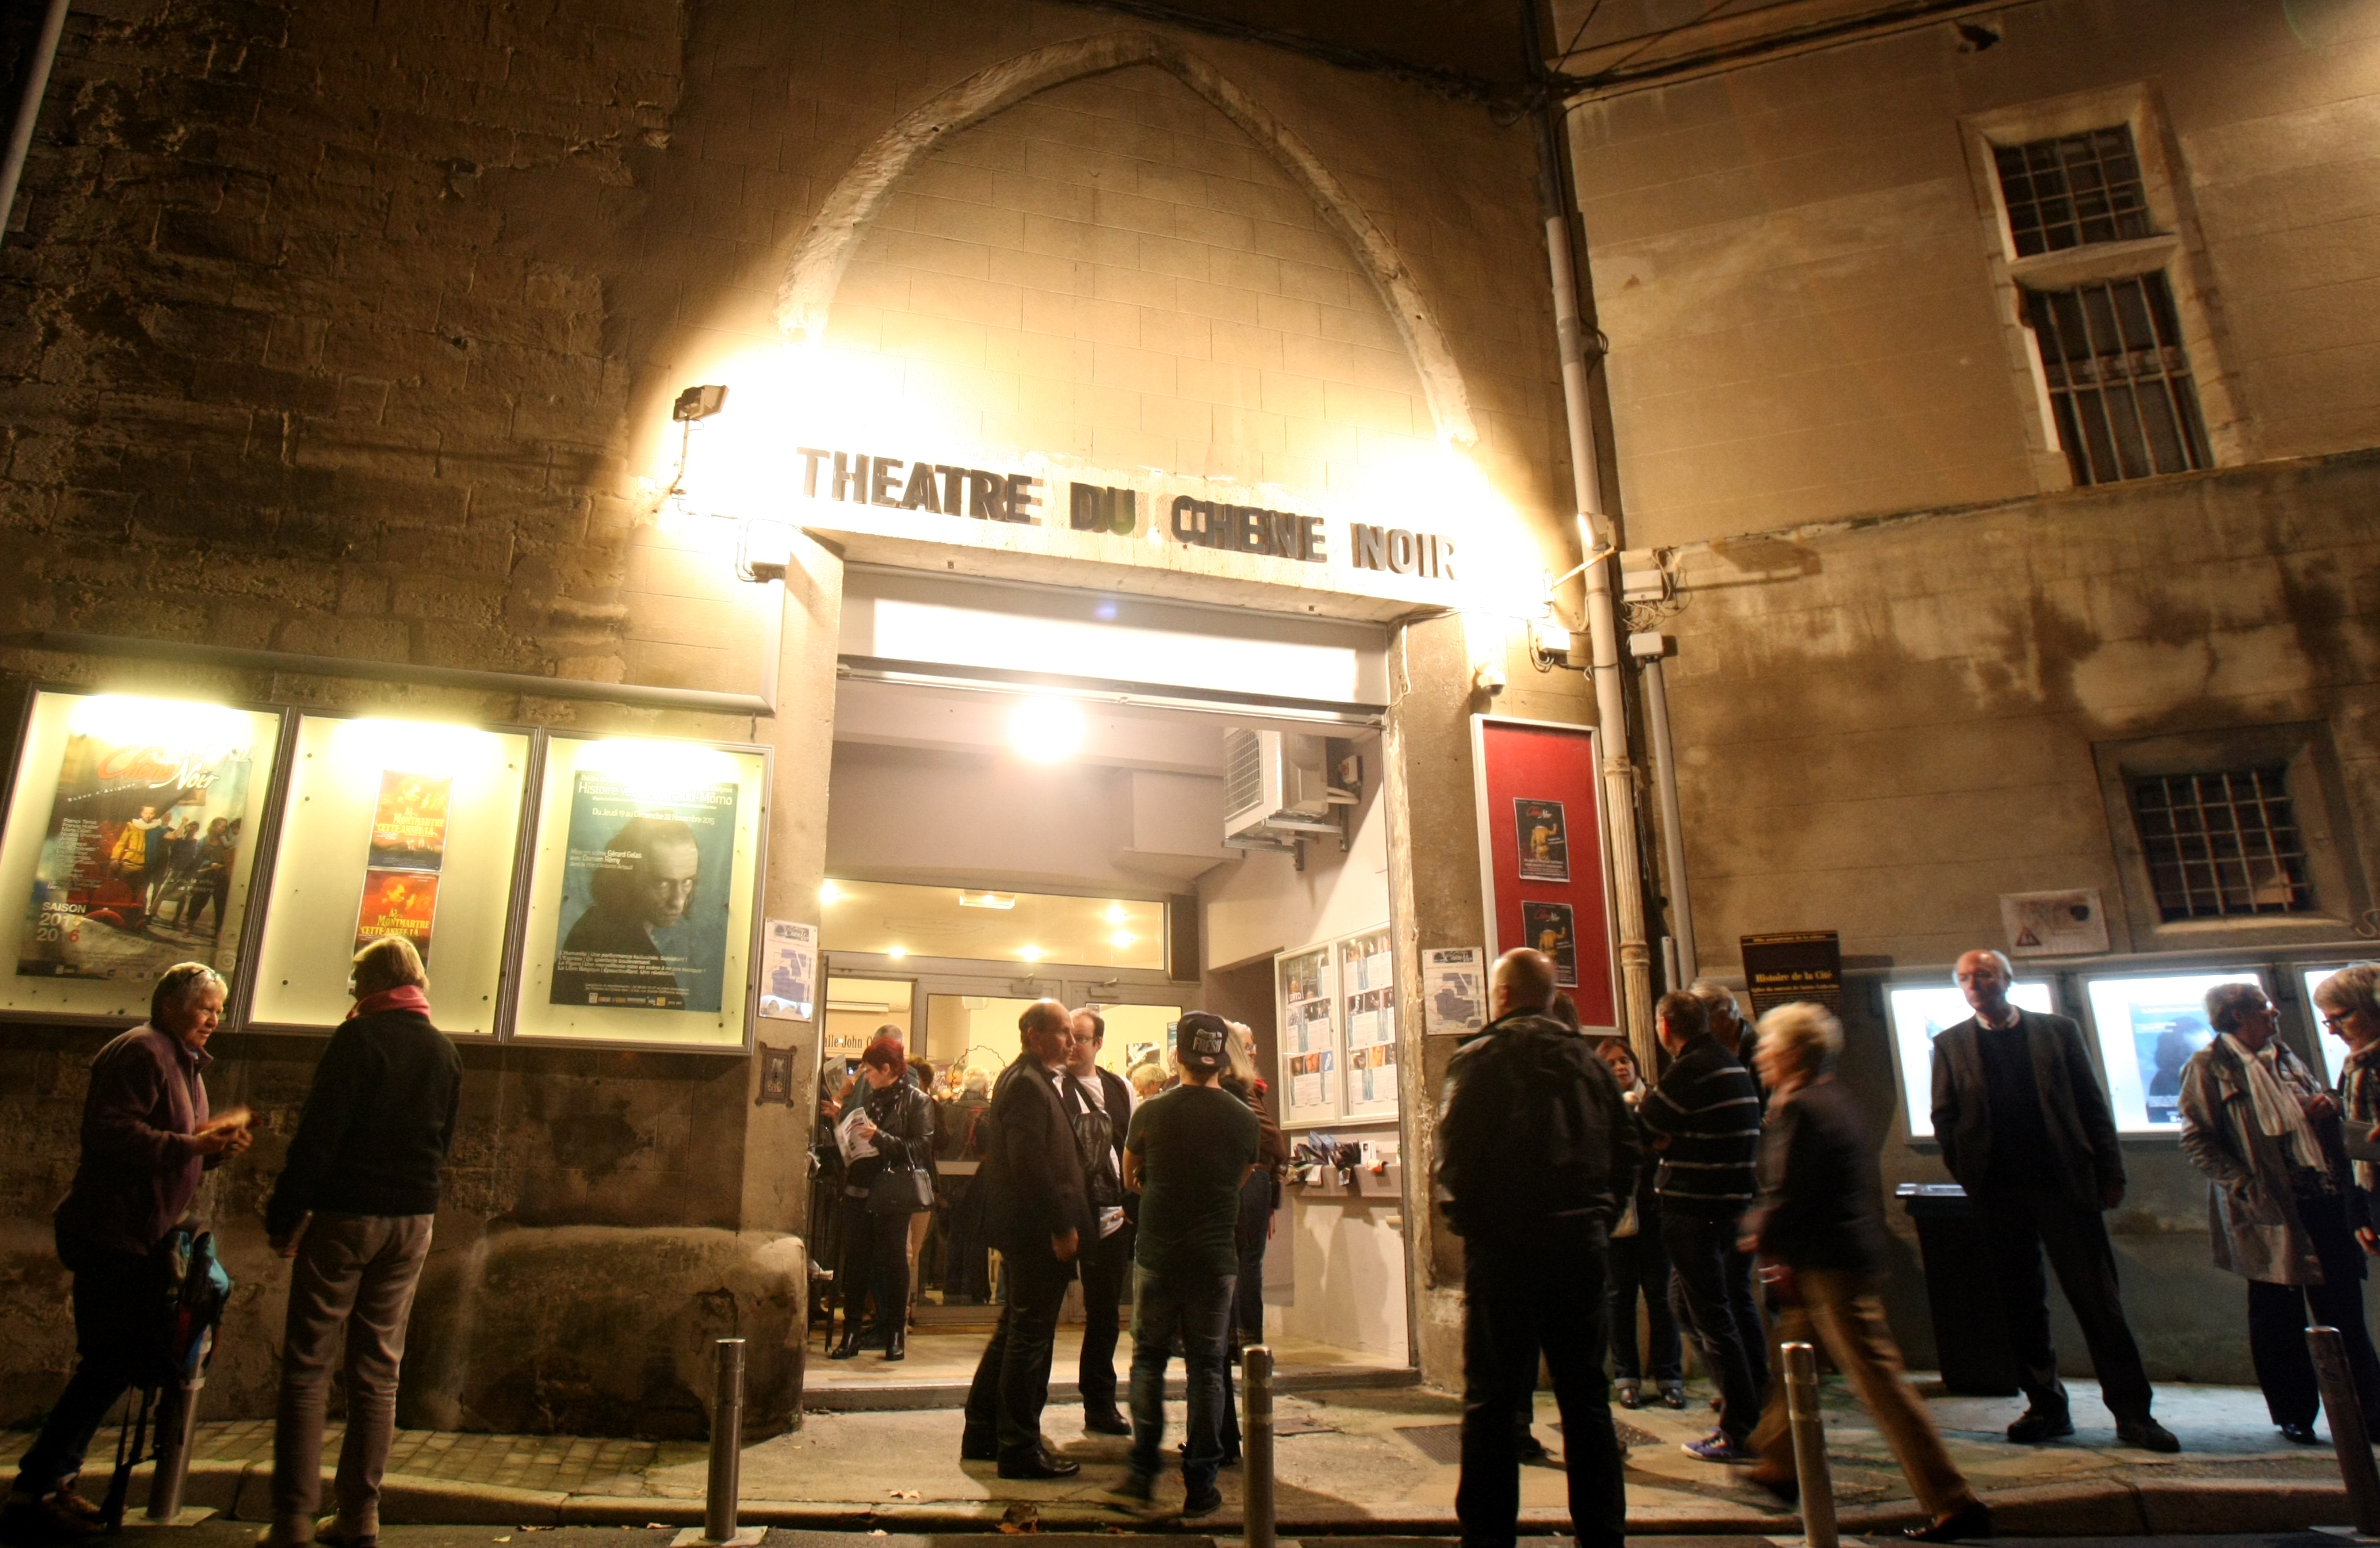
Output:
top-left (548, 771), bottom-right (740, 1012)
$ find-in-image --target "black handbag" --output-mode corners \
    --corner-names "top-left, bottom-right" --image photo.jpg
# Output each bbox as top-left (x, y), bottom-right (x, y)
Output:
top-left (865, 1088), bottom-right (935, 1214)
top-left (870, 1163), bottom-right (933, 1214)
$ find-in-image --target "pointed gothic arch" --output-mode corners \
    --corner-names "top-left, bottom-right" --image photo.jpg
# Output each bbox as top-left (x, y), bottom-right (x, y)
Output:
top-left (774, 30), bottom-right (1479, 448)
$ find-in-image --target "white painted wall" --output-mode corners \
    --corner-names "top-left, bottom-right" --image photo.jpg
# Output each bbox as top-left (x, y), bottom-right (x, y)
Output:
top-left (1199, 766), bottom-right (1390, 969)
top-left (1271, 1183), bottom-right (1409, 1361)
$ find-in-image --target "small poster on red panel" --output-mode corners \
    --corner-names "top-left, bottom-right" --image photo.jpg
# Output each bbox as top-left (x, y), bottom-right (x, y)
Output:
top-left (1472, 718), bottom-right (1617, 1030)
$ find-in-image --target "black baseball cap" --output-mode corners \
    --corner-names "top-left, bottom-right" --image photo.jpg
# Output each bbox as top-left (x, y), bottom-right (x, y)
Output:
top-left (1176, 1011), bottom-right (1231, 1074)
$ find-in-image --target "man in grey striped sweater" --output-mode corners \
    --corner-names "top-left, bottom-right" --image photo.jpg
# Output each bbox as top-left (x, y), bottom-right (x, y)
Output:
top-left (1642, 991), bottom-right (1767, 1461)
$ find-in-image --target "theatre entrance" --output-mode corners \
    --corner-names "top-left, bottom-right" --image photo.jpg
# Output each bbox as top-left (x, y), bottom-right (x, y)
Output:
top-left (801, 571), bottom-right (1415, 1407)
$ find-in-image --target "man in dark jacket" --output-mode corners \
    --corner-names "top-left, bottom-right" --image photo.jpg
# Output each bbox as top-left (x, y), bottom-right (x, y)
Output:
top-left (1438, 949), bottom-right (1636, 1548)
top-left (1742, 1004), bottom-right (1989, 1543)
top-left (1930, 949), bottom-right (2174, 1452)
top-left (5, 963), bottom-right (251, 1541)
top-left (1640, 991), bottom-right (1765, 1461)
top-left (1063, 1007), bottom-right (1136, 1435)
top-left (961, 1000), bottom-right (1091, 1478)
top-left (262, 937), bottom-right (462, 1548)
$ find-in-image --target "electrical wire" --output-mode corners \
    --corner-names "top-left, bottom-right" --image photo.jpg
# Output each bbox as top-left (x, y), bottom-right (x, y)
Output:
top-left (1569, 0), bottom-right (1754, 86)
top-left (1555, 0), bottom-right (1611, 65)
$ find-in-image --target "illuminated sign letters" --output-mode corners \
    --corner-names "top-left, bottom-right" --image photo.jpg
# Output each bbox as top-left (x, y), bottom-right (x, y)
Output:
top-left (794, 444), bottom-right (1454, 582)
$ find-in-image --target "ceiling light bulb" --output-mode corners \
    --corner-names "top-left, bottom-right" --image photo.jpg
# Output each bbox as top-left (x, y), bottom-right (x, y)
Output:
top-left (819, 880), bottom-right (843, 904)
top-left (1008, 697), bottom-right (1086, 762)
top-left (1019, 944), bottom-right (1044, 963)
top-left (1110, 931), bottom-right (1136, 949)
top-left (1104, 905), bottom-right (1127, 924)
top-left (887, 945), bottom-right (907, 960)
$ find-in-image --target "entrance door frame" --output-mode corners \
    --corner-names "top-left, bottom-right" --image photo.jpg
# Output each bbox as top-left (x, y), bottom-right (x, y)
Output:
top-left (825, 949), bottom-right (1188, 1071)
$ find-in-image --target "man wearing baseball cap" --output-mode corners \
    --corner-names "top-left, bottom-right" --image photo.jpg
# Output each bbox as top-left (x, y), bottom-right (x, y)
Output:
top-left (1113, 1011), bottom-right (1261, 1516)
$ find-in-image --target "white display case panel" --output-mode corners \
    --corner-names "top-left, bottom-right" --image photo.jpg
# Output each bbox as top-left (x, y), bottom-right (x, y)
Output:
top-left (2085, 970), bottom-right (2264, 1133)
top-left (1886, 980), bottom-right (2056, 1139)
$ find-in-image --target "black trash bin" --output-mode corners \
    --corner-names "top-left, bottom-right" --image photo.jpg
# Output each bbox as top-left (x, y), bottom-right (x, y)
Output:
top-left (1896, 1182), bottom-right (2021, 1396)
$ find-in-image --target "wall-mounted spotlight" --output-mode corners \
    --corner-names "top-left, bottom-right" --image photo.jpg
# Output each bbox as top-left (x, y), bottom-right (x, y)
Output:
top-left (673, 384), bottom-right (729, 421)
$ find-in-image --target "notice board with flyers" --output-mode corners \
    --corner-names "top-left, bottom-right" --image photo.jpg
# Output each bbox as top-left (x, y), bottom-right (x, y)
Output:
top-left (0, 688), bottom-right (771, 1051)
top-left (1469, 715), bottom-right (1618, 1032)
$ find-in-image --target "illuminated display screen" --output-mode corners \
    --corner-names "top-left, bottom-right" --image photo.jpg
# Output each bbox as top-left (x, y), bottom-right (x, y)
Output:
top-left (1886, 981), bottom-right (2055, 1139)
top-left (2085, 970), bottom-right (2264, 1133)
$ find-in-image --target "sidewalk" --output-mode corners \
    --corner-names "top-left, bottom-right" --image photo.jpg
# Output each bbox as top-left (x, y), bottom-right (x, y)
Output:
top-left (3, 1376), bottom-right (2360, 1536)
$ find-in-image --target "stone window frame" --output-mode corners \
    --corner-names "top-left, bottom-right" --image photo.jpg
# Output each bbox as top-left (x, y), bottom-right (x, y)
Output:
top-left (1959, 84), bottom-right (2251, 491)
top-left (2091, 722), bottom-right (2371, 953)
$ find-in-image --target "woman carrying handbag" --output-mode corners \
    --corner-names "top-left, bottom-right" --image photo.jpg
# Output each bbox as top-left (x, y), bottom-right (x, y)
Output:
top-left (832, 1035), bottom-right (935, 1361)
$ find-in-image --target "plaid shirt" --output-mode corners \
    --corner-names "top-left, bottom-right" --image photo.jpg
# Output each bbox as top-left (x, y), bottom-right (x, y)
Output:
top-left (2341, 1041), bottom-right (2380, 1196)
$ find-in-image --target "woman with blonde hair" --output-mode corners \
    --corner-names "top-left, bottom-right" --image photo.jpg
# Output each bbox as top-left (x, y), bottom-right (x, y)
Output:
top-left (1741, 1002), bottom-right (1987, 1543)
top-left (2318, 964), bottom-right (2380, 1248)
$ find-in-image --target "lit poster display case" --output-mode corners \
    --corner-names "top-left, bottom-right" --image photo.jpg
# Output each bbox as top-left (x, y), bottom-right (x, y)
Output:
top-left (1338, 924), bottom-right (1399, 1119)
top-left (0, 691), bottom-right (288, 1023)
top-left (509, 733), bottom-right (769, 1050)
top-left (1277, 940), bottom-right (1340, 1127)
top-left (247, 716), bottom-right (534, 1037)
top-left (2085, 969), bottom-right (2264, 1133)
top-left (1884, 979), bottom-right (2056, 1139)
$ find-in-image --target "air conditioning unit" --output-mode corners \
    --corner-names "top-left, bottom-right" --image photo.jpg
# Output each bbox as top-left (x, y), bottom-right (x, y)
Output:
top-left (1223, 728), bottom-right (1344, 851)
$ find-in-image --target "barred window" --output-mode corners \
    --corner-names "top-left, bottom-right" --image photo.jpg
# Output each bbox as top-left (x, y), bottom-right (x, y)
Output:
top-left (1993, 127), bottom-right (2154, 257)
top-left (2128, 769), bottom-right (2315, 922)
top-left (2023, 273), bottom-right (2209, 486)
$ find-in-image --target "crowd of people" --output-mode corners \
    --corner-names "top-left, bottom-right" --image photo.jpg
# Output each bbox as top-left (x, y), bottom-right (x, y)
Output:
top-left (5, 937), bottom-right (461, 1547)
top-left (11, 937), bottom-right (2380, 1544)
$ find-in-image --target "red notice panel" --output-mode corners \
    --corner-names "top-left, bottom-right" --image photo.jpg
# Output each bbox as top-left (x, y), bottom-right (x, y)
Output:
top-left (1473, 717), bottom-right (1617, 1030)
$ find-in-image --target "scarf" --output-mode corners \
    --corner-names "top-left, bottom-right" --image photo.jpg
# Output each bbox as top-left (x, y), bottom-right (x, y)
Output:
top-left (2220, 1033), bottom-right (2324, 1171)
top-left (347, 984), bottom-right (432, 1021)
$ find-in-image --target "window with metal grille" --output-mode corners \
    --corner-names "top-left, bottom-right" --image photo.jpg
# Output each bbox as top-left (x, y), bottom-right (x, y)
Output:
top-left (1993, 127), bottom-right (2154, 257)
top-left (2128, 768), bottom-right (2315, 922)
top-left (2022, 272), bottom-right (2209, 485)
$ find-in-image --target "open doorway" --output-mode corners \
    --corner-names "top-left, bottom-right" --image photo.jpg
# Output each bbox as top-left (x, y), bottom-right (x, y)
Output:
top-left (807, 668), bottom-right (1409, 1401)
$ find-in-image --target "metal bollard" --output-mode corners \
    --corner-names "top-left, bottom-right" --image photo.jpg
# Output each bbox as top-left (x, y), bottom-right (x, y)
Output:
top-left (1244, 1345), bottom-right (1276, 1548)
top-left (704, 1339), bottom-right (747, 1544)
top-left (1782, 1342), bottom-right (1839, 1548)
top-left (2309, 1326), bottom-right (2380, 1536)
top-left (144, 1377), bottom-right (203, 1521)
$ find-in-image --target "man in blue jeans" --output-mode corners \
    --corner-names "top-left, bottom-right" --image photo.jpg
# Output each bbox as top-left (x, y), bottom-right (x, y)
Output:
top-left (1113, 1012), bottom-right (1260, 1517)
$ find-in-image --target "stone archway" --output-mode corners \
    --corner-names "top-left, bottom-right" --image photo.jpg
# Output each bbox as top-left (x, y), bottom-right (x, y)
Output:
top-left (773, 30), bottom-right (1480, 448)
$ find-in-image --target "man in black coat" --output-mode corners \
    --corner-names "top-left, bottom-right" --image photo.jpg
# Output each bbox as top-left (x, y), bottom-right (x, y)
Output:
top-left (961, 999), bottom-right (1092, 1478)
top-left (1930, 948), bottom-right (2175, 1452)
top-left (1438, 949), bottom-right (1636, 1548)
top-left (1063, 1007), bottom-right (1137, 1435)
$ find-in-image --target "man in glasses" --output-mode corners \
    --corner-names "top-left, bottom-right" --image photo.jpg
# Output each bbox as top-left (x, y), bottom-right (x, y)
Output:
top-left (1930, 949), bottom-right (2176, 1452)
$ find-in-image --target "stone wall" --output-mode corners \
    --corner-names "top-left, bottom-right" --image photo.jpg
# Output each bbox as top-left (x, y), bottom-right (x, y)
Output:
top-left (1564, 0), bottom-right (2380, 545)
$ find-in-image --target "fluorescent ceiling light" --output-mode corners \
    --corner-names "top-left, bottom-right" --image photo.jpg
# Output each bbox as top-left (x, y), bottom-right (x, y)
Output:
top-left (1009, 697), bottom-right (1086, 762)
top-left (958, 891), bottom-right (1018, 910)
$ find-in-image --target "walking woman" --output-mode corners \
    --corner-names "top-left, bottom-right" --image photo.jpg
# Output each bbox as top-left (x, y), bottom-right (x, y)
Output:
top-left (2180, 981), bottom-right (2380, 1442)
top-left (1741, 1004), bottom-right (1988, 1543)
top-left (831, 1035), bottom-right (935, 1361)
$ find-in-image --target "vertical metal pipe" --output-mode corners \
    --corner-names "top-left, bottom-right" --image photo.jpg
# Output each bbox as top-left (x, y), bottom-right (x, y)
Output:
top-left (0, 0), bottom-right (69, 249)
top-left (1244, 1344), bottom-right (1276, 1548)
top-left (1639, 653), bottom-right (1696, 985)
top-left (144, 1377), bottom-right (202, 1522)
top-left (704, 1338), bottom-right (746, 1543)
top-left (2308, 1326), bottom-right (2380, 1535)
top-left (1520, 0), bottom-right (1655, 1067)
top-left (1783, 1342), bottom-right (1838, 1548)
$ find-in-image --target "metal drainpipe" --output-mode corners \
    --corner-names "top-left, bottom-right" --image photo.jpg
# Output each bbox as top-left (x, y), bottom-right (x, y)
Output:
top-left (0, 0), bottom-right (70, 251)
top-left (1639, 650), bottom-right (1697, 985)
top-left (1521, 2), bottom-right (1656, 1068)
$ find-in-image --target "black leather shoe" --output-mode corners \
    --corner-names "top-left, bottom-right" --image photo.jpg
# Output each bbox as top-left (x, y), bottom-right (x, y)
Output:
top-left (883, 1325), bottom-right (906, 1362)
top-left (960, 1434), bottom-right (998, 1463)
top-left (2005, 1408), bottom-right (2074, 1443)
top-left (828, 1326), bottom-right (863, 1360)
top-left (1905, 1498), bottom-right (1992, 1542)
top-left (2280, 1421), bottom-right (2321, 1444)
top-left (2117, 1417), bottom-right (2180, 1453)
top-left (997, 1450), bottom-right (1080, 1480)
top-left (1082, 1409), bottom-right (1132, 1436)
top-left (1182, 1483), bottom-right (1222, 1518)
